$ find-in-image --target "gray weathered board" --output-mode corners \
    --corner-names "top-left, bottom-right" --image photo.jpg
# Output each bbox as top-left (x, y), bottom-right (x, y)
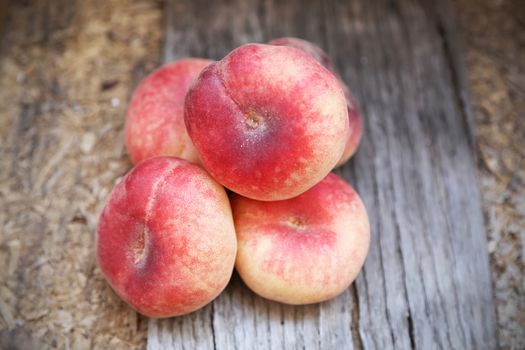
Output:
top-left (148, 0), bottom-right (496, 349)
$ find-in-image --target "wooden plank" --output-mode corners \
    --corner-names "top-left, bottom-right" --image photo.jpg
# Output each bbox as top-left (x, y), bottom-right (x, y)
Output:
top-left (150, 0), bottom-right (496, 349)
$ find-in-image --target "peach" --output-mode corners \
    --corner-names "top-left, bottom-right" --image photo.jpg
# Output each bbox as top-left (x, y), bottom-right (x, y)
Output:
top-left (125, 58), bottom-right (213, 164)
top-left (268, 37), bottom-right (363, 166)
top-left (96, 157), bottom-right (237, 317)
top-left (184, 43), bottom-right (349, 201)
top-left (231, 173), bottom-right (370, 305)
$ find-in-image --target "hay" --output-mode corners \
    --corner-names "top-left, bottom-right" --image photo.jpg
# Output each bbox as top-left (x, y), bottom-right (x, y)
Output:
top-left (0, 0), bottom-right (162, 348)
top-left (455, 0), bottom-right (525, 347)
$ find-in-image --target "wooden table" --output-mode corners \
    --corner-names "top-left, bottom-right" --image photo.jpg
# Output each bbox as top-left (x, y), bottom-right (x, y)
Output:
top-left (150, 0), bottom-right (495, 349)
top-left (0, 0), bottom-right (509, 349)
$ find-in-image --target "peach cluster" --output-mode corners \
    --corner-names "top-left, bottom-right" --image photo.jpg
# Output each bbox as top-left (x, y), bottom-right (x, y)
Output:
top-left (97, 38), bottom-right (370, 318)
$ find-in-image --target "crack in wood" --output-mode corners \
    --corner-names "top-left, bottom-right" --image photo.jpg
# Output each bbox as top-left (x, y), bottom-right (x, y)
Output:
top-left (432, 5), bottom-right (475, 151)
top-left (350, 285), bottom-right (363, 350)
top-left (407, 314), bottom-right (415, 350)
top-left (210, 302), bottom-right (217, 350)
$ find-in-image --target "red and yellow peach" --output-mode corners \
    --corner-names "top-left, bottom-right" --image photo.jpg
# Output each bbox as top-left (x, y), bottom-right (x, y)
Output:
top-left (231, 173), bottom-right (370, 305)
top-left (97, 157), bottom-right (237, 317)
top-left (125, 58), bottom-right (213, 164)
top-left (184, 44), bottom-right (349, 201)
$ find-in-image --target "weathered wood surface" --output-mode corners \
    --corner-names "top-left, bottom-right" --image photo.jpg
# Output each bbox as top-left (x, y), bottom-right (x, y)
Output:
top-left (150, 0), bottom-right (496, 349)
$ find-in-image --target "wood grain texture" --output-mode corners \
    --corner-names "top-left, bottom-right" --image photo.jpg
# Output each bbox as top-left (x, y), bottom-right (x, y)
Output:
top-left (151, 0), bottom-right (496, 349)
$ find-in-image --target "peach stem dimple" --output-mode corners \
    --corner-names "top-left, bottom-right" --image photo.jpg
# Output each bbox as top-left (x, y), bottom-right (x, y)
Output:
top-left (134, 226), bottom-right (149, 266)
top-left (245, 109), bottom-right (265, 130)
top-left (287, 216), bottom-right (305, 228)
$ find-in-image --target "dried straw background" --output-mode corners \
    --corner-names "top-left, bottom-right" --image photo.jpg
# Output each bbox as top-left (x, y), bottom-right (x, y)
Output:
top-left (0, 0), bottom-right (161, 348)
top-left (455, 0), bottom-right (525, 348)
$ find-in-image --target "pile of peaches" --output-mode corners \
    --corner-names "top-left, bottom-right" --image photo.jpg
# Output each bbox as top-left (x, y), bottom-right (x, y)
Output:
top-left (97, 38), bottom-right (370, 318)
